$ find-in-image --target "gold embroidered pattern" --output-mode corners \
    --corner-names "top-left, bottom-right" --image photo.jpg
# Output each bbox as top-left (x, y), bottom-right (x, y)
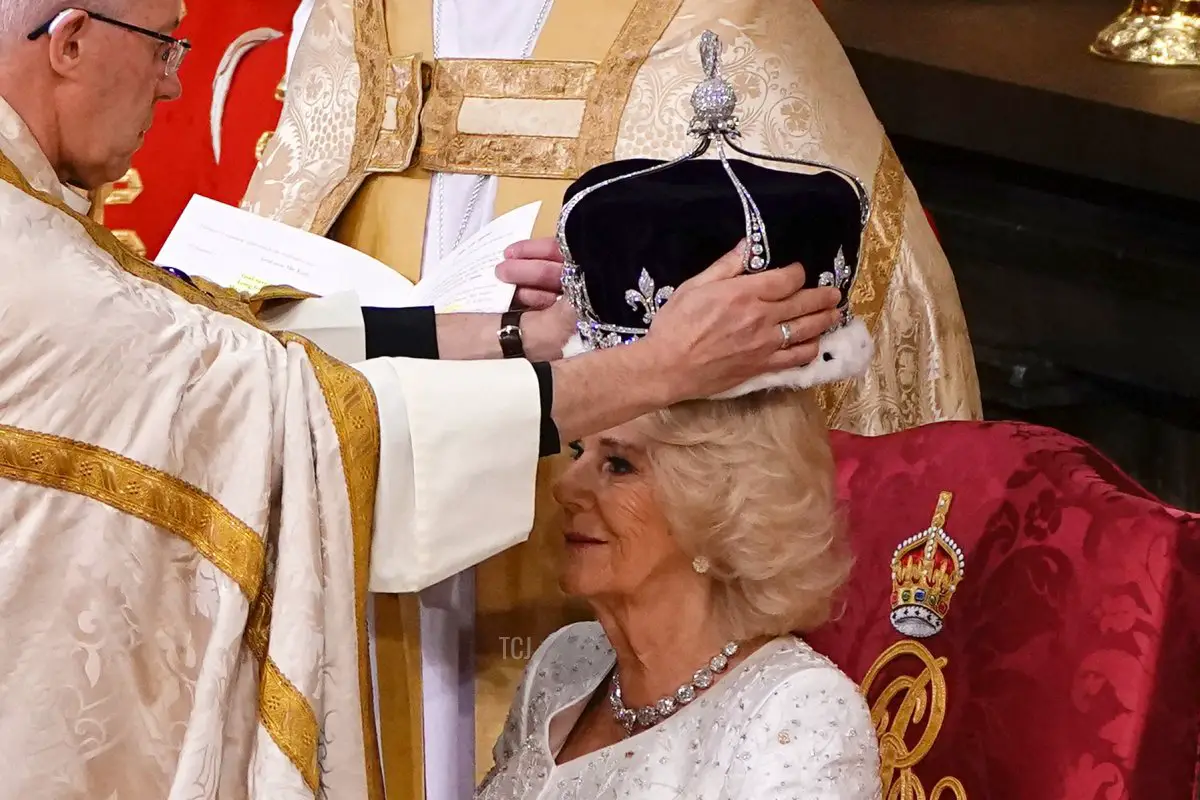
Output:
top-left (311, 0), bottom-right (390, 236)
top-left (260, 657), bottom-right (322, 790)
top-left (415, 0), bottom-right (679, 180)
top-left (369, 54), bottom-right (425, 172)
top-left (104, 167), bottom-right (144, 205)
top-left (861, 640), bottom-right (967, 800)
top-left (816, 138), bottom-right (906, 423)
top-left (0, 425), bottom-right (265, 599)
top-left (573, 0), bottom-right (684, 174)
top-left (112, 229), bottom-right (147, 257)
top-left (256, 131), bottom-right (274, 162)
top-left (418, 59), bottom-right (596, 178)
top-left (277, 332), bottom-right (385, 800)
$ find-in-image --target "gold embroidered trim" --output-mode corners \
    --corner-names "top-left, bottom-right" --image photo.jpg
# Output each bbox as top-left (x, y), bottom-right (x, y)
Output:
top-left (311, 0), bottom-right (390, 236)
top-left (277, 333), bottom-right (385, 800)
top-left (0, 424), bottom-right (266, 599)
top-left (861, 640), bottom-right (967, 799)
top-left (573, 0), bottom-right (683, 173)
top-left (816, 139), bottom-right (906, 422)
top-left (112, 229), bottom-right (147, 258)
top-left (418, 59), bottom-right (595, 178)
top-left (415, 0), bottom-right (677, 180)
top-left (369, 55), bottom-right (425, 173)
top-left (261, 658), bottom-right (322, 790)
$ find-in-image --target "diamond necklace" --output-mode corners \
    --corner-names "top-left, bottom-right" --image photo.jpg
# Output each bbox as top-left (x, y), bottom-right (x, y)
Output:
top-left (608, 641), bottom-right (740, 735)
top-left (431, 0), bottom-right (555, 260)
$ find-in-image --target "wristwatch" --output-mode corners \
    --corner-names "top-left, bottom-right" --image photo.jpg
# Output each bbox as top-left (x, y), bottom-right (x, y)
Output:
top-left (498, 310), bottom-right (525, 359)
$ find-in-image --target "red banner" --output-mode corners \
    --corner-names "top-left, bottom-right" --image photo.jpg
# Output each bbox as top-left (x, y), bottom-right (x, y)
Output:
top-left (102, 1), bottom-right (298, 259)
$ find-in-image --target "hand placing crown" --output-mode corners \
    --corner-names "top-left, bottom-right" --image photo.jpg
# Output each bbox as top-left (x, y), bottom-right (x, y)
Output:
top-left (889, 492), bottom-right (966, 638)
top-left (557, 31), bottom-right (875, 398)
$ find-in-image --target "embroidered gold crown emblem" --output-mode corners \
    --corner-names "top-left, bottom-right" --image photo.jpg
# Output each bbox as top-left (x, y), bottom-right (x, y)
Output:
top-left (890, 491), bottom-right (965, 638)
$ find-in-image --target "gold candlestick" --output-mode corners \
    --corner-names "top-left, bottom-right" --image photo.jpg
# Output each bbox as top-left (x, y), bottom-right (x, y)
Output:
top-left (1092, 1), bottom-right (1200, 66)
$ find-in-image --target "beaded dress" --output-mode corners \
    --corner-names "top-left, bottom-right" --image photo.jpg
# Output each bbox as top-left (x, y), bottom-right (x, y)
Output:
top-left (476, 622), bottom-right (882, 800)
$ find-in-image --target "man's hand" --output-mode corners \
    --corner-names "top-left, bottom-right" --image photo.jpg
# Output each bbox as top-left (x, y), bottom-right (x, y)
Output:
top-left (496, 238), bottom-right (563, 310)
top-left (521, 299), bottom-right (577, 362)
top-left (643, 241), bottom-right (843, 404)
top-left (546, 241), bottom-right (846, 445)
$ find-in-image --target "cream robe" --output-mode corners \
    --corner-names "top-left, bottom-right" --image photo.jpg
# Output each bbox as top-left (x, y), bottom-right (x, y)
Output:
top-left (242, 0), bottom-right (985, 788)
top-left (0, 95), bottom-right (542, 799)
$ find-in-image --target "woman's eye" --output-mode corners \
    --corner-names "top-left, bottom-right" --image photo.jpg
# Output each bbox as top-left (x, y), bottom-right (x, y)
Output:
top-left (568, 441), bottom-right (584, 460)
top-left (604, 456), bottom-right (635, 475)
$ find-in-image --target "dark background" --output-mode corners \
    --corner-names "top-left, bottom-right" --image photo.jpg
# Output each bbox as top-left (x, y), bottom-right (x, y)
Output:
top-left (822, 0), bottom-right (1200, 510)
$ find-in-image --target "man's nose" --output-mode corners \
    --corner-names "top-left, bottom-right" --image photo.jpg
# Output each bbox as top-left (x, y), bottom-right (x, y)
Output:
top-left (159, 71), bottom-right (183, 102)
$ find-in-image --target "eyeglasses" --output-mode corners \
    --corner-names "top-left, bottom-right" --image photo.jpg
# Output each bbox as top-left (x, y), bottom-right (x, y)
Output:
top-left (27, 9), bottom-right (191, 77)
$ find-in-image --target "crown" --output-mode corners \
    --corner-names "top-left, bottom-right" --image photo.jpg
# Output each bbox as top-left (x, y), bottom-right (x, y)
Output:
top-left (553, 31), bottom-right (875, 397)
top-left (889, 491), bottom-right (966, 638)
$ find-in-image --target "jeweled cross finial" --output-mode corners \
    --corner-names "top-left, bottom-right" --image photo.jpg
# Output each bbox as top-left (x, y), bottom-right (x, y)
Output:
top-left (700, 30), bottom-right (721, 78)
top-left (690, 31), bottom-right (738, 134)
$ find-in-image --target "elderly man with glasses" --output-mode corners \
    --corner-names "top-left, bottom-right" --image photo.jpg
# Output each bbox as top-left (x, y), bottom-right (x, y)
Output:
top-left (0, 0), bottom-right (845, 797)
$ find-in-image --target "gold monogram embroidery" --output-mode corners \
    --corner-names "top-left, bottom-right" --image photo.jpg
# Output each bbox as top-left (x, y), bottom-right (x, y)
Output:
top-left (861, 640), bottom-right (967, 800)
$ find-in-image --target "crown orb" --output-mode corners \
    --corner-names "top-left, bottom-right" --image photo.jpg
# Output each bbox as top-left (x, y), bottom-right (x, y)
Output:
top-left (690, 78), bottom-right (737, 125)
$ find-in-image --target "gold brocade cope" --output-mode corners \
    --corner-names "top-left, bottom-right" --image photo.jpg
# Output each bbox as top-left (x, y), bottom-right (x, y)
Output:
top-left (0, 148), bottom-right (385, 797)
top-left (861, 640), bottom-right (967, 800)
top-left (815, 139), bottom-right (905, 425)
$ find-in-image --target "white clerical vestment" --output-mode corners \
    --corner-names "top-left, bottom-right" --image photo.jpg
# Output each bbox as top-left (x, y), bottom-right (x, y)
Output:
top-left (0, 88), bottom-right (541, 797)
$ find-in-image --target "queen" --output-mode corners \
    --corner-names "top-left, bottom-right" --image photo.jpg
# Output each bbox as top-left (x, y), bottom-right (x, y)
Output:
top-left (477, 34), bottom-right (882, 798)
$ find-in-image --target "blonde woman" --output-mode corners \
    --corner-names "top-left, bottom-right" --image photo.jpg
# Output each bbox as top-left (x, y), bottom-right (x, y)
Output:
top-left (476, 390), bottom-right (880, 799)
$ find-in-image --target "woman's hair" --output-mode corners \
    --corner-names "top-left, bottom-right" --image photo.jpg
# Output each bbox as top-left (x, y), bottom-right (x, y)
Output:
top-left (634, 389), bottom-right (852, 640)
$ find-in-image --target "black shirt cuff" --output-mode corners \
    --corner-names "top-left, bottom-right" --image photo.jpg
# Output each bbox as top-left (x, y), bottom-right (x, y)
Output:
top-left (362, 307), bottom-right (559, 457)
top-left (531, 362), bottom-right (560, 458)
top-left (362, 306), bottom-right (439, 360)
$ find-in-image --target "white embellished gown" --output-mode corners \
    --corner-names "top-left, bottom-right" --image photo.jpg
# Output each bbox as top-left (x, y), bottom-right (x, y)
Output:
top-left (476, 622), bottom-right (883, 799)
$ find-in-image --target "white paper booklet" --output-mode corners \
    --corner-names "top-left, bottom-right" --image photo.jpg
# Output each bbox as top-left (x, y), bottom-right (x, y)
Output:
top-left (156, 195), bottom-right (541, 314)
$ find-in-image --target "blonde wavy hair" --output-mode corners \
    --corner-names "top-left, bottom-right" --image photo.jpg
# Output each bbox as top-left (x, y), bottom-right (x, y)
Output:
top-left (633, 389), bottom-right (851, 640)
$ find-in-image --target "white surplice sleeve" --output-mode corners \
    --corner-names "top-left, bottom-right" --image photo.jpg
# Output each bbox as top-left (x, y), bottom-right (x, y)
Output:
top-left (726, 666), bottom-right (883, 799)
top-left (354, 356), bottom-right (542, 593)
top-left (258, 292), bottom-right (367, 364)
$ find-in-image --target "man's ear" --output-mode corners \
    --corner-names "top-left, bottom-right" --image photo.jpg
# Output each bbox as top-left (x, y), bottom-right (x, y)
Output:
top-left (45, 10), bottom-right (89, 77)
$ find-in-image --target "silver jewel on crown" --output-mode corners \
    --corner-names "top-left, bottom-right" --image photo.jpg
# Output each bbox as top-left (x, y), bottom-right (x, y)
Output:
top-left (557, 30), bottom-right (871, 354)
top-left (608, 641), bottom-right (740, 735)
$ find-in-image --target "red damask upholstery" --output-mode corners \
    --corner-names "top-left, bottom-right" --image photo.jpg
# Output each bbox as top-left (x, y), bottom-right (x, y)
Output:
top-left (809, 421), bottom-right (1200, 799)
